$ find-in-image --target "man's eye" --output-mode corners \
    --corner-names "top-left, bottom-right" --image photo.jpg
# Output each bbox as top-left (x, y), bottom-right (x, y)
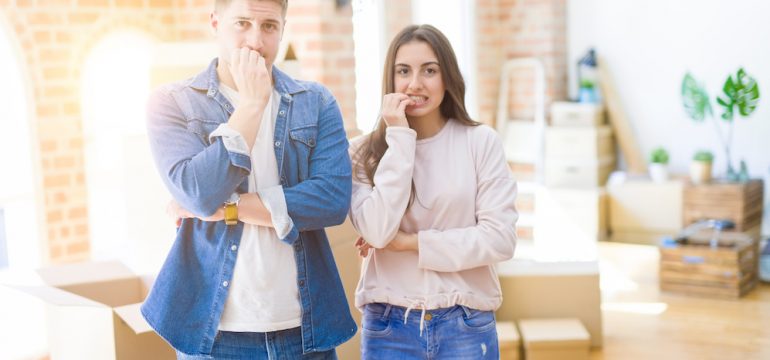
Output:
top-left (235, 21), bottom-right (249, 28)
top-left (263, 23), bottom-right (278, 32)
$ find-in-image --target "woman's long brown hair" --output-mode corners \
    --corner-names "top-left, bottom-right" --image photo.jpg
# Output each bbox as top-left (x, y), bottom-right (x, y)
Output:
top-left (353, 24), bottom-right (480, 190)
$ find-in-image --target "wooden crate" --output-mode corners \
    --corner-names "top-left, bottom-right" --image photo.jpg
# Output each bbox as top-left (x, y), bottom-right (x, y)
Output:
top-left (659, 230), bottom-right (759, 298)
top-left (683, 179), bottom-right (764, 232)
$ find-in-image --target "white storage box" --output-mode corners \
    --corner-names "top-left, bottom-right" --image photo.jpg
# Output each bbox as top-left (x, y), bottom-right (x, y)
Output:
top-left (545, 125), bottom-right (614, 159)
top-left (550, 102), bottom-right (605, 127)
top-left (545, 156), bottom-right (615, 187)
top-left (533, 187), bottom-right (607, 261)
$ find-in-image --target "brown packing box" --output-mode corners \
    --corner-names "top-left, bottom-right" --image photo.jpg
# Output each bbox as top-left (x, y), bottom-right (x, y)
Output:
top-left (497, 321), bottom-right (521, 360)
top-left (607, 178), bottom-right (684, 244)
top-left (10, 261), bottom-right (174, 360)
top-left (496, 260), bottom-right (602, 347)
top-left (518, 318), bottom-right (590, 360)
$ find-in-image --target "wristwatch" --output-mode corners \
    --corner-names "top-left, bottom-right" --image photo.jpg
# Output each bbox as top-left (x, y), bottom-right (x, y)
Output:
top-left (224, 193), bottom-right (240, 226)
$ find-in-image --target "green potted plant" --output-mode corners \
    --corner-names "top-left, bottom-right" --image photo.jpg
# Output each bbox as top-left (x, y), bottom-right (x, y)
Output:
top-left (649, 147), bottom-right (669, 182)
top-left (681, 68), bottom-right (761, 181)
top-left (690, 150), bottom-right (714, 184)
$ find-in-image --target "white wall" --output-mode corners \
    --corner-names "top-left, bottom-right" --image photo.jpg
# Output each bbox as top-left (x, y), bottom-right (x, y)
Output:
top-left (568, 0), bottom-right (770, 234)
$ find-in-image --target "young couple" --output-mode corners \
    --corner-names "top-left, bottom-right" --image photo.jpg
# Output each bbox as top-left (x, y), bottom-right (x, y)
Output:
top-left (143, 0), bottom-right (517, 359)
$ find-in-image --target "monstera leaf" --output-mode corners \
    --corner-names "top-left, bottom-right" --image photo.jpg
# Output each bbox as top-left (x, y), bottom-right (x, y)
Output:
top-left (717, 68), bottom-right (761, 121)
top-left (681, 73), bottom-right (712, 121)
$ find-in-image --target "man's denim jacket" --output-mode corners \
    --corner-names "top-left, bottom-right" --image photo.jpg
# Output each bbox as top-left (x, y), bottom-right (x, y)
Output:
top-left (140, 59), bottom-right (356, 355)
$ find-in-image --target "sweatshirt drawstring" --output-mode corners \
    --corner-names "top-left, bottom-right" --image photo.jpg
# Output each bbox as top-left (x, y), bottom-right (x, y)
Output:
top-left (403, 299), bottom-right (427, 336)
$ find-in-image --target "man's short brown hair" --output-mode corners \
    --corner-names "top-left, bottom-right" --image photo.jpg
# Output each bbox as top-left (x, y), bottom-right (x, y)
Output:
top-left (215, 0), bottom-right (288, 17)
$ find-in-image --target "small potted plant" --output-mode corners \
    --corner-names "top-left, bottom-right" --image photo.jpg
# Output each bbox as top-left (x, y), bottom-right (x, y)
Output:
top-left (649, 147), bottom-right (669, 182)
top-left (690, 150), bottom-right (714, 184)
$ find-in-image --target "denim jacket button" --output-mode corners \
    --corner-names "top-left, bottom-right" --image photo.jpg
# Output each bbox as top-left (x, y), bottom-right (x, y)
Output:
top-left (274, 141), bottom-right (281, 147)
top-left (279, 110), bottom-right (286, 116)
top-left (231, 245), bottom-right (237, 251)
top-left (299, 280), bottom-right (305, 287)
top-left (222, 281), bottom-right (229, 287)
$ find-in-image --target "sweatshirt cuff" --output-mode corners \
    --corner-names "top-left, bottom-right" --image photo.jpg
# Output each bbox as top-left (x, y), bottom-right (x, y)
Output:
top-left (257, 185), bottom-right (294, 240)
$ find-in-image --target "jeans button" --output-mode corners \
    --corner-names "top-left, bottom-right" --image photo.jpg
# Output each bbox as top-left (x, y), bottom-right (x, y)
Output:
top-left (424, 313), bottom-right (432, 321)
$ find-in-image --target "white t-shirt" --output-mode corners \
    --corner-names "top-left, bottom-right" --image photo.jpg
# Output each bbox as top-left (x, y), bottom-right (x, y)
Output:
top-left (215, 84), bottom-right (302, 332)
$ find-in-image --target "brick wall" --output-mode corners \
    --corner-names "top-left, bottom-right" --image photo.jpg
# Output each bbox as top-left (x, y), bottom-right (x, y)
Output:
top-left (286, 0), bottom-right (356, 131)
top-left (476, 0), bottom-right (567, 126)
top-left (1, 0), bottom-right (355, 263)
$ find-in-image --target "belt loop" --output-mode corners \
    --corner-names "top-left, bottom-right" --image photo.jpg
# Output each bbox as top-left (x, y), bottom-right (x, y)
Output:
top-left (382, 303), bottom-right (393, 320)
top-left (460, 305), bottom-right (472, 319)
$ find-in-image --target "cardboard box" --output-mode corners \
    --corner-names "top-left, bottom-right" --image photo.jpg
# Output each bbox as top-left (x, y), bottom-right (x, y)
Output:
top-left (518, 318), bottom-right (590, 360)
top-left (550, 102), bottom-right (605, 127)
top-left (497, 321), bottom-right (521, 360)
top-left (534, 187), bottom-right (607, 261)
top-left (11, 261), bottom-right (174, 360)
top-left (545, 156), bottom-right (615, 188)
top-left (607, 178), bottom-right (683, 244)
top-left (545, 125), bottom-right (614, 159)
top-left (496, 260), bottom-right (602, 347)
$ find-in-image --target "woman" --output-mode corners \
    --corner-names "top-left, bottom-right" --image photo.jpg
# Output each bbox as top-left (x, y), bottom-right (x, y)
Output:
top-left (349, 24), bottom-right (518, 359)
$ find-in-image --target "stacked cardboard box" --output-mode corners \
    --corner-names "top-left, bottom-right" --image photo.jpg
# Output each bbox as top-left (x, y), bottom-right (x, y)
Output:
top-left (497, 321), bottom-right (521, 360)
top-left (496, 260), bottom-right (602, 348)
top-left (518, 318), bottom-right (590, 360)
top-left (535, 102), bottom-right (613, 261)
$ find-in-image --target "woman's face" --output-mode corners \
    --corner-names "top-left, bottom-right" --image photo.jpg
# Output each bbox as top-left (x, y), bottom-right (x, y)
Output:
top-left (393, 40), bottom-right (445, 121)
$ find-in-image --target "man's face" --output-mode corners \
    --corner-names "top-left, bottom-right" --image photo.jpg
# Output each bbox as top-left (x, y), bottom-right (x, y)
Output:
top-left (211, 0), bottom-right (284, 70)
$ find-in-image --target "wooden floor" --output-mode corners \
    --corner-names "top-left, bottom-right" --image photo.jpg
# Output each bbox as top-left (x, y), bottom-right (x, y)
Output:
top-left (589, 242), bottom-right (770, 360)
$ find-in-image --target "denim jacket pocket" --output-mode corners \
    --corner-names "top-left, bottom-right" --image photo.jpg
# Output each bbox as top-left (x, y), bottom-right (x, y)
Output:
top-left (288, 125), bottom-right (318, 181)
top-left (289, 125), bottom-right (318, 148)
top-left (187, 118), bottom-right (221, 145)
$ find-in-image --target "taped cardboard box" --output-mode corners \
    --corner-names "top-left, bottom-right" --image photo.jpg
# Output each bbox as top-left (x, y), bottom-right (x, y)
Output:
top-left (11, 261), bottom-right (174, 360)
top-left (497, 321), bottom-right (521, 360)
top-left (518, 318), bottom-right (590, 360)
top-left (496, 260), bottom-right (602, 348)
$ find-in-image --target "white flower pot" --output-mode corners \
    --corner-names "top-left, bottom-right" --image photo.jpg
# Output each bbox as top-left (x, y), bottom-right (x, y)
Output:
top-left (689, 161), bottom-right (713, 184)
top-left (649, 163), bottom-right (669, 183)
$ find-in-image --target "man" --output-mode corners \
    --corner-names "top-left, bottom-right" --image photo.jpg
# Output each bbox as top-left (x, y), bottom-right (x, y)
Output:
top-left (141, 0), bottom-right (355, 358)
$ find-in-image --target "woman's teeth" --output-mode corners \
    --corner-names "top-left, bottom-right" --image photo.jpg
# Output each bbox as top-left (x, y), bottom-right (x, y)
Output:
top-left (409, 96), bottom-right (427, 105)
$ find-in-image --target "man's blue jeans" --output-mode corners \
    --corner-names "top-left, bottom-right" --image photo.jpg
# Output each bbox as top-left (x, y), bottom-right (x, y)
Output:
top-left (175, 327), bottom-right (337, 359)
top-left (361, 303), bottom-right (499, 359)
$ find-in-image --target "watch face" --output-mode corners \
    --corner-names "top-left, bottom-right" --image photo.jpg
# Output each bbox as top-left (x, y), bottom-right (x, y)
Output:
top-left (228, 193), bottom-right (241, 204)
